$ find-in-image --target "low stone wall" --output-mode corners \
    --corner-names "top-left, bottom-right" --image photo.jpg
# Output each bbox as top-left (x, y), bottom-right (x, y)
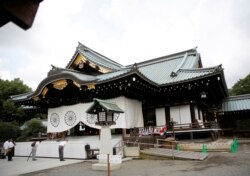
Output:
top-left (124, 147), bottom-right (140, 157)
top-left (14, 136), bottom-right (122, 159)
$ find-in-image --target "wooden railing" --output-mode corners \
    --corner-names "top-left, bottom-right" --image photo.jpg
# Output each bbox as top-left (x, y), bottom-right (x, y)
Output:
top-left (127, 121), bottom-right (220, 137)
top-left (168, 121), bottom-right (219, 131)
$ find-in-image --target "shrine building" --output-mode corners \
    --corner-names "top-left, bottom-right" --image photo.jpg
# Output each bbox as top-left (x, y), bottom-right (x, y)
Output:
top-left (11, 42), bottom-right (228, 137)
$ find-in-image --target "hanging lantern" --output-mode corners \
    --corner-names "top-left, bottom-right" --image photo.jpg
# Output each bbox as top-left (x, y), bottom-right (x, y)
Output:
top-left (200, 92), bottom-right (207, 99)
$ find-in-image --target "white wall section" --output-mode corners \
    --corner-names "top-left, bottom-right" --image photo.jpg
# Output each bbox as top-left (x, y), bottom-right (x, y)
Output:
top-left (156, 108), bottom-right (166, 126)
top-left (170, 105), bottom-right (191, 125)
top-left (47, 96), bottom-right (144, 133)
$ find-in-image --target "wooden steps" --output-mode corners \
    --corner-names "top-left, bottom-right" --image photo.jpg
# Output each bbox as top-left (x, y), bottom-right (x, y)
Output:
top-left (140, 148), bottom-right (208, 161)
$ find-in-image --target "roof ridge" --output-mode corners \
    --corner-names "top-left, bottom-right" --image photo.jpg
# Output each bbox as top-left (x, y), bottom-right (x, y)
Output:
top-left (126, 48), bottom-right (197, 68)
top-left (94, 98), bottom-right (114, 104)
top-left (180, 65), bottom-right (222, 72)
top-left (171, 52), bottom-right (188, 77)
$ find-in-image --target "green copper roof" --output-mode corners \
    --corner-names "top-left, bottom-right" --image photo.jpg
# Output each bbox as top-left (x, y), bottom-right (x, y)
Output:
top-left (65, 44), bottom-right (209, 86)
top-left (10, 44), bottom-right (227, 103)
top-left (97, 69), bottom-right (130, 82)
top-left (137, 54), bottom-right (210, 85)
top-left (219, 94), bottom-right (250, 112)
top-left (67, 42), bottom-right (123, 71)
top-left (86, 98), bottom-right (124, 114)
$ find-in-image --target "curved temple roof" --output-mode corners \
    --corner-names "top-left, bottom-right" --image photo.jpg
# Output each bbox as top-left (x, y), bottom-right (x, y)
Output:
top-left (11, 44), bottom-right (227, 103)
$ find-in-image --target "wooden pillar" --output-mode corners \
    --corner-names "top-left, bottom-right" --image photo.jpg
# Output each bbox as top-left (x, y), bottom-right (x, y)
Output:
top-left (165, 106), bottom-right (170, 125)
top-left (122, 129), bottom-right (127, 141)
top-left (190, 132), bottom-right (193, 141)
top-left (190, 103), bottom-right (195, 125)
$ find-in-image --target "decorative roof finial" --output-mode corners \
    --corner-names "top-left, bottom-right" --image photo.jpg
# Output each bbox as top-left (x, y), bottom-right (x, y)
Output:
top-left (131, 63), bottom-right (138, 71)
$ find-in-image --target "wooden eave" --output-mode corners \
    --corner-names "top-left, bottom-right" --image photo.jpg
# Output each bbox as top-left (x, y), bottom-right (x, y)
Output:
top-left (11, 65), bottom-right (227, 105)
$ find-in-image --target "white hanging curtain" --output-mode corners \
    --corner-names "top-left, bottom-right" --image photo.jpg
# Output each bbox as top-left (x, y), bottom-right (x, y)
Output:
top-left (47, 96), bottom-right (144, 133)
top-left (156, 108), bottom-right (166, 126)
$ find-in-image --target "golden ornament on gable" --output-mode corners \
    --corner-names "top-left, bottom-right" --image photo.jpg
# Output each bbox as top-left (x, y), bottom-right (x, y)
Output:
top-left (52, 80), bottom-right (68, 90)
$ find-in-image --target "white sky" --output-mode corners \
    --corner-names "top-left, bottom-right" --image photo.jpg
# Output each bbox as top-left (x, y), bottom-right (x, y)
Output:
top-left (0, 0), bottom-right (249, 90)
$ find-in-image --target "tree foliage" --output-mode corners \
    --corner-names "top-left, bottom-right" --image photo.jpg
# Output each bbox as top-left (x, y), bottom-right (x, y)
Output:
top-left (0, 121), bottom-right (21, 141)
top-left (229, 73), bottom-right (250, 96)
top-left (17, 118), bottom-right (47, 141)
top-left (0, 78), bottom-right (32, 124)
top-left (0, 78), bottom-right (31, 100)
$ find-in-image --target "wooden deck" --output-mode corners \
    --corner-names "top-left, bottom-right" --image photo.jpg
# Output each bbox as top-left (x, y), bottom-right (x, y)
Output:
top-left (140, 148), bottom-right (208, 161)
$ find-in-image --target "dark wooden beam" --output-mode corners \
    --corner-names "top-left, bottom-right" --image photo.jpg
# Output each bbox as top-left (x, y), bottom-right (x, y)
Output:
top-left (0, 0), bottom-right (43, 30)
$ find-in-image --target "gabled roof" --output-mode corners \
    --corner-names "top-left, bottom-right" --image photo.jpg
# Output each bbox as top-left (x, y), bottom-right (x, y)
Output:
top-left (135, 51), bottom-right (214, 85)
top-left (94, 47), bottom-right (222, 86)
top-left (219, 94), bottom-right (250, 113)
top-left (50, 47), bottom-right (218, 86)
top-left (66, 42), bottom-right (123, 71)
top-left (86, 98), bottom-right (124, 114)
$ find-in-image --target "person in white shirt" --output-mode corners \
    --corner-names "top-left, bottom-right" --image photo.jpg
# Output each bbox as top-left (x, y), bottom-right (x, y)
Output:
top-left (32, 140), bottom-right (41, 161)
top-left (7, 139), bottom-right (15, 161)
top-left (3, 140), bottom-right (9, 156)
top-left (59, 140), bottom-right (67, 161)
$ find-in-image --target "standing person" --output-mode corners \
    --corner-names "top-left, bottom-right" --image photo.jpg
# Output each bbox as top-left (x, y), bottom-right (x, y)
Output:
top-left (31, 140), bottom-right (41, 161)
top-left (7, 139), bottom-right (15, 161)
top-left (58, 140), bottom-right (67, 161)
top-left (3, 140), bottom-right (9, 157)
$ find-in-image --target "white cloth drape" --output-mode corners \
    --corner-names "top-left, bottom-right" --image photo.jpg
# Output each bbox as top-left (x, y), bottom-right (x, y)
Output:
top-left (47, 96), bottom-right (144, 133)
top-left (156, 108), bottom-right (165, 126)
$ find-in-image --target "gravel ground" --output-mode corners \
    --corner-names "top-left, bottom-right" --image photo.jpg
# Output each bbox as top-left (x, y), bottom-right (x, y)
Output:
top-left (22, 144), bottom-right (250, 176)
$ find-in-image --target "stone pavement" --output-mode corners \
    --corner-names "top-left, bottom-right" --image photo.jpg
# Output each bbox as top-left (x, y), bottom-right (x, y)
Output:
top-left (0, 157), bottom-right (84, 176)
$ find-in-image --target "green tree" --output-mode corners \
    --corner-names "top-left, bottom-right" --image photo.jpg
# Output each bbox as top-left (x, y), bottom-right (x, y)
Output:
top-left (0, 121), bottom-right (21, 141)
top-left (229, 73), bottom-right (250, 96)
top-left (0, 78), bottom-right (31, 100)
top-left (0, 78), bottom-right (32, 124)
top-left (17, 118), bottom-right (47, 141)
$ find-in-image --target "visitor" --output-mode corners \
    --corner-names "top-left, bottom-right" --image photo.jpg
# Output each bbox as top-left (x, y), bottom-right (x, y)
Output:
top-left (58, 139), bottom-right (67, 161)
top-left (3, 140), bottom-right (9, 157)
top-left (31, 140), bottom-right (41, 161)
top-left (6, 139), bottom-right (15, 161)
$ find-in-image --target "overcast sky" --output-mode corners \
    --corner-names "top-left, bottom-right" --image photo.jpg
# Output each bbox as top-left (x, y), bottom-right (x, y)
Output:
top-left (0, 0), bottom-right (249, 91)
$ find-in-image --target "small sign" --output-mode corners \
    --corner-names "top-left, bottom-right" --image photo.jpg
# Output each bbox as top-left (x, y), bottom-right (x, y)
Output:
top-left (97, 154), bottom-right (122, 164)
